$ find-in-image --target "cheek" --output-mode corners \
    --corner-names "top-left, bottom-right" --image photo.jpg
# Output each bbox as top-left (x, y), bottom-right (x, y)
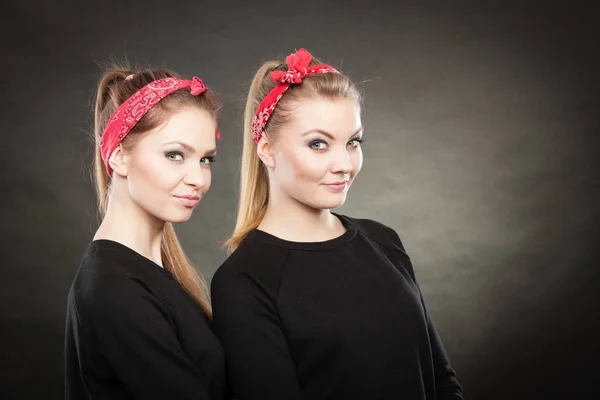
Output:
top-left (129, 155), bottom-right (182, 194)
top-left (203, 168), bottom-right (212, 191)
top-left (280, 150), bottom-right (327, 182)
top-left (351, 149), bottom-right (363, 177)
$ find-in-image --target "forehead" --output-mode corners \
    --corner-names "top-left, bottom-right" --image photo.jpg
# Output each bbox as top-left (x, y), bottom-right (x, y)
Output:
top-left (142, 107), bottom-right (216, 148)
top-left (285, 97), bottom-right (361, 134)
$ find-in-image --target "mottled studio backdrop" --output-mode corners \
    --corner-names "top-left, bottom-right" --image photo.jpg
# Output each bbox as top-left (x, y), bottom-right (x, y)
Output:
top-left (2, 0), bottom-right (599, 398)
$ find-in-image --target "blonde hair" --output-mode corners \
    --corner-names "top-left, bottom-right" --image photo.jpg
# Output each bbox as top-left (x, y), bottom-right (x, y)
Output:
top-left (93, 66), bottom-right (217, 317)
top-left (225, 53), bottom-right (361, 252)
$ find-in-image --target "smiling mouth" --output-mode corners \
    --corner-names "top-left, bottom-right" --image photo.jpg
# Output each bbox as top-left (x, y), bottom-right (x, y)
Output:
top-left (323, 181), bottom-right (348, 191)
top-left (173, 195), bottom-right (201, 208)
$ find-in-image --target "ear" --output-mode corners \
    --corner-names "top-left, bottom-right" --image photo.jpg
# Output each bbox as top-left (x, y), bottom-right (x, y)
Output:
top-left (256, 138), bottom-right (276, 169)
top-left (108, 145), bottom-right (129, 177)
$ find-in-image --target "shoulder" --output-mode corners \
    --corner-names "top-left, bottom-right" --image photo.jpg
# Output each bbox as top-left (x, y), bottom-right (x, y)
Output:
top-left (70, 242), bottom-right (167, 324)
top-left (343, 215), bottom-right (409, 255)
top-left (211, 234), bottom-right (289, 301)
top-left (342, 215), bottom-right (419, 282)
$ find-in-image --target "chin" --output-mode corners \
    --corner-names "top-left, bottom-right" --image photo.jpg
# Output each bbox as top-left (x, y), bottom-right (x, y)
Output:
top-left (323, 200), bottom-right (346, 210)
top-left (168, 217), bottom-right (191, 224)
top-left (165, 210), bottom-right (195, 224)
top-left (307, 195), bottom-right (347, 210)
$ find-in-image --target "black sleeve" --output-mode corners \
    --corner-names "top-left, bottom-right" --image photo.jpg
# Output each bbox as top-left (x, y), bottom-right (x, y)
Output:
top-left (423, 308), bottom-right (464, 399)
top-left (387, 227), bottom-right (464, 399)
top-left (211, 267), bottom-right (304, 400)
top-left (80, 276), bottom-right (213, 399)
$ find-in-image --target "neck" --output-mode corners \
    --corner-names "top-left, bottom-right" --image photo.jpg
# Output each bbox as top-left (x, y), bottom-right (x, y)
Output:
top-left (94, 185), bottom-right (165, 267)
top-left (259, 191), bottom-right (344, 242)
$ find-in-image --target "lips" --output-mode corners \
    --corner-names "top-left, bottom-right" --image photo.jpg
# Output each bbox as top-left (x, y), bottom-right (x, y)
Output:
top-left (323, 181), bottom-right (348, 191)
top-left (173, 194), bottom-right (201, 208)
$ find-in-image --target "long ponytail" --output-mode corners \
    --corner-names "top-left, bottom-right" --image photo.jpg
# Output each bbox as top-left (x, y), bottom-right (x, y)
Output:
top-left (225, 52), bottom-right (361, 252)
top-left (93, 66), bottom-right (215, 316)
top-left (224, 61), bottom-right (280, 252)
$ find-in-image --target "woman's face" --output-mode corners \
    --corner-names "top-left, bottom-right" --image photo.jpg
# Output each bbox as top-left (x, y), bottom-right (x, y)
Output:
top-left (268, 96), bottom-right (363, 210)
top-left (124, 107), bottom-right (217, 224)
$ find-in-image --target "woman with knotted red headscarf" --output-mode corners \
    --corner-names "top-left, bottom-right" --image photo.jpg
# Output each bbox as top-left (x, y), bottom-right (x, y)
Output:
top-left (211, 48), bottom-right (464, 400)
top-left (64, 67), bottom-right (227, 399)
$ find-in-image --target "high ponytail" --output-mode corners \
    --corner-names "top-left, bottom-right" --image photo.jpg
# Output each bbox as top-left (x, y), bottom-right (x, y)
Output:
top-left (224, 61), bottom-right (280, 252)
top-left (93, 68), bottom-right (133, 214)
top-left (225, 52), bottom-right (361, 252)
top-left (92, 66), bottom-right (216, 317)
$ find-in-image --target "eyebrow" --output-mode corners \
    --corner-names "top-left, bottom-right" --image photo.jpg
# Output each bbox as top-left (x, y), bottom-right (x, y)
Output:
top-left (164, 141), bottom-right (217, 156)
top-left (300, 127), bottom-right (363, 140)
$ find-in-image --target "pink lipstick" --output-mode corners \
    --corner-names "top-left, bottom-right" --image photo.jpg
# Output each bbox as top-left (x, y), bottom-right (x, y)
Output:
top-left (323, 181), bottom-right (348, 191)
top-left (173, 194), bottom-right (200, 208)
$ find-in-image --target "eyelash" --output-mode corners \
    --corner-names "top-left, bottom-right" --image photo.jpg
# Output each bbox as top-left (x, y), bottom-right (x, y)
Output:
top-left (165, 152), bottom-right (216, 165)
top-left (349, 138), bottom-right (364, 147)
top-left (166, 151), bottom-right (184, 161)
top-left (201, 156), bottom-right (216, 165)
top-left (308, 138), bottom-right (364, 150)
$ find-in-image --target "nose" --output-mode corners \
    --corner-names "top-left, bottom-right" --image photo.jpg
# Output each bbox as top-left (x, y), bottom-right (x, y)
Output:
top-left (331, 148), bottom-right (353, 175)
top-left (184, 163), bottom-right (207, 189)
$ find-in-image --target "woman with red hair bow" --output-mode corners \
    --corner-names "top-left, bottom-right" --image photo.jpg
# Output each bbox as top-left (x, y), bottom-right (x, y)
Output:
top-left (211, 49), bottom-right (464, 400)
top-left (65, 67), bottom-right (227, 399)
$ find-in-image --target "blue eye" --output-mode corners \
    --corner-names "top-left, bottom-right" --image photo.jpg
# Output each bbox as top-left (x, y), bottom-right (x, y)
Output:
top-left (309, 140), bottom-right (328, 150)
top-left (348, 138), bottom-right (364, 147)
top-left (166, 151), bottom-right (184, 161)
top-left (200, 156), bottom-right (216, 165)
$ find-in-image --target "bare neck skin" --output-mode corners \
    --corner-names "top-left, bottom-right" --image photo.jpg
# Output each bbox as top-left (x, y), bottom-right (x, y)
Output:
top-left (94, 181), bottom-right (165, 267)
top-left (258, 189), bottom-right (346, 243)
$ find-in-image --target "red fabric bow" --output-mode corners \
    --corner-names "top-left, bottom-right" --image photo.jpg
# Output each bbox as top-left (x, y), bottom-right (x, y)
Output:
top-left (190, 76), bottom-right (207, 95)
top-left (251, 48), bottom-right (337, 143)
top-left (271, 48), bottom-right (313, 84)
top-left (100, 76), bottom-right (218, 177)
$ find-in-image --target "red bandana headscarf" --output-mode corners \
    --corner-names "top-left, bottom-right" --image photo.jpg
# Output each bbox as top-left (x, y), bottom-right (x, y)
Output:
top-left (100, 76), bottom-right (219, 177)
top-left (251, 48), bottom-right (337, 143)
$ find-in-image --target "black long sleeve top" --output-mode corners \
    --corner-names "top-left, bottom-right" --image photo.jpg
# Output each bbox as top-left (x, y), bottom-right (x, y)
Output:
top-left (211, 215), bottom-right (463, 400)
top-left (65, 239), bottom-right (227, 399)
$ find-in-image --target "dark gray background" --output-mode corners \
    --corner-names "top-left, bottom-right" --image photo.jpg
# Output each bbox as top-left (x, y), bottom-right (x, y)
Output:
top-left (2, 0), bottom-right (599, 398)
